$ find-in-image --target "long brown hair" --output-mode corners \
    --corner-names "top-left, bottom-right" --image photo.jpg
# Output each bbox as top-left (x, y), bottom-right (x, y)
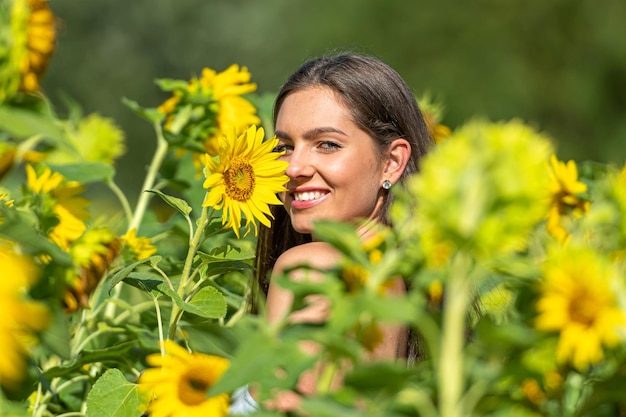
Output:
top-left (254, 52), bottom-right (432, 299)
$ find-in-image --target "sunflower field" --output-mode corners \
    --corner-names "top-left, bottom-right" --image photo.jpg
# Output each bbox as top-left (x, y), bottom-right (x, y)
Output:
top-left (2, 1), bottom-right (626, 417)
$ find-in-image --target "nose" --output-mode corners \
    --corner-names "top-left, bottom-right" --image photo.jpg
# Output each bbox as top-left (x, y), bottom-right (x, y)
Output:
top-left (285, 147), bottom-right (314, 180)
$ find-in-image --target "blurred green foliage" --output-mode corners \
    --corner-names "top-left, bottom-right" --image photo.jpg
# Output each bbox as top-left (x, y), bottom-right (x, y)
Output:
top-left (43, 0), bottom-right (626, 200)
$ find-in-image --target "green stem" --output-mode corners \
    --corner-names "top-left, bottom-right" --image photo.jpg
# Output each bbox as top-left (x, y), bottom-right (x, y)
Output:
top-left (166, 205), bottom-right (212, 339)
top-left (106, 179), bottom-right (133, 226)
top-left (153, 296), bottom-right (165, 355)
top-left (104, 124), bottom-right (167, 322)
top-left (316, 360), bottom-right (338, 394)
top-left (128, 123), bottom-right (168, 233)
top-left (438, 253), bottom-right (472, 417)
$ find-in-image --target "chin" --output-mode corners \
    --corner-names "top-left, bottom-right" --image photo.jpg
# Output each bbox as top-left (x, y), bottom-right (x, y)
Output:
top-left (293, 226), bottom-right (313, 235)
top-left (291, 221), bottom-right (314, 235)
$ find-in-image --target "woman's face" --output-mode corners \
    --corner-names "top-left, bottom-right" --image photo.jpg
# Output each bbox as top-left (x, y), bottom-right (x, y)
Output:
top-left (274, 86), bottom-right (387, 235)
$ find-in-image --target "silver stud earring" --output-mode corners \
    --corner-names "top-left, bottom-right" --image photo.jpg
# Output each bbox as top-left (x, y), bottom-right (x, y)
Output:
top-left (382, 180), bottom-right (392, 190)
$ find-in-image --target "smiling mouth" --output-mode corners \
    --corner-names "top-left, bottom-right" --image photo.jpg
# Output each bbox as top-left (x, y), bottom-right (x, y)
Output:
top-left (292, 191), bottom-right (327, 202)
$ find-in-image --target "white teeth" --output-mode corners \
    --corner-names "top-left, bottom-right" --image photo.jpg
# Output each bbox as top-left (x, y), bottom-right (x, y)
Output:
top-left (293, 191), bottom-right (324, 201)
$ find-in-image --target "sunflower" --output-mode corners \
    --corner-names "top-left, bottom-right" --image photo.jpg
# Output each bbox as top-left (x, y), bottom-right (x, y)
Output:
top-left (157, 64), bottom-right (260, 157)
top-left (121, 228), bottom-right (157, 260)
top-left (202, 125), bottom-right (288, 238)
top-left (1, 0), bottom-right (56, 99)
top-left (535, 246), bottom-right (626, 370)
top-left (25, 164), bottom-right (89, 250)
top-left (0, 245), bottom-right (50, 389)
top-left (205, 65), bottom-right (260, 155)
top-left (65, 227), bottom-right (119, 312)
top-left (546, 155), bottom-right (589, 243)
top-left (19, 0), bottom-right (56, 92)
top-left (47, 113), bottom-right (126, 165)
top-left (139, 340), bottom-right (230, 417)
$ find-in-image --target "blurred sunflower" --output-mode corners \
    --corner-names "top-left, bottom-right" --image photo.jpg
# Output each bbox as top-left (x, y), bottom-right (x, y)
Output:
top-left (202, 125), bottom-right (288, 238)
top-left (64, 227), bottom-right (119, 312)
top-left (157, 64), bottom-right (260, 158)
top-left (535, 245), bottom-right (626, 370)
top-left (121, 228), bottom-right (157, 260)
top-left (46, 113), bottom-right (126, 165)
top-left (0, 0), bottom-right (56, 101)
top-left (402, 119), bottom-right (553, 260)
top-left (139, 340), bottom-right (230, 417)
top-left (25, 164), bottom-right (89, 250)
top-left (546, 155), bottom-right (589, 243)
top-left (0, 245), bottom-right (50, 389)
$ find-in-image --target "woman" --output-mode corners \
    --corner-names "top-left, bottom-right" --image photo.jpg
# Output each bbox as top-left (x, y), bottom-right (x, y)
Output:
top-left (232, 52), bottom-right (432, 414)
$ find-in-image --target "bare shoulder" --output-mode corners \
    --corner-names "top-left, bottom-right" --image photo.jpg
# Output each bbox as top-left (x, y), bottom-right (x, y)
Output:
top-left (273, 242), bottom-right (342, 277)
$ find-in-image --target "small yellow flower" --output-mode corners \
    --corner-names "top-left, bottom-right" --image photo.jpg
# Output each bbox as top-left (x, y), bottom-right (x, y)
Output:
top-left (139, 340), bottom-right (230, 417)
top-left (202, 125), bottom-right (288, 238)
top-left (26, 164), bottom-right (89, 249)
top-left (353, 319), bottom-right (384, 352)
top-left (341, 263), bottom-right (369, 293)
top-left (546, 155), bottom-right (589, 242)
top-left (428, 280), bottom-right (444, 306)
top-left (536, 246), bottom-right (626, 370)
top-left (0, 246), bottom-right (50, 389)
top-left (521, 378), bottom-right (546, 405)
top-left (417, 94), bottom-right (451, 144)
top-left (121, 228), bottom-right (157, 260)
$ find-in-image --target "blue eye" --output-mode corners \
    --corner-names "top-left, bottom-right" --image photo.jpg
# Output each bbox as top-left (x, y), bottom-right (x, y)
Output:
top-left (319, 141), bottom-right (341, 151)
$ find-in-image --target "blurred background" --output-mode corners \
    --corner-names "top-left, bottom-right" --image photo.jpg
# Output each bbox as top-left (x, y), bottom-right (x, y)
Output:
top-left (42, 0), bottom-right (626, 201)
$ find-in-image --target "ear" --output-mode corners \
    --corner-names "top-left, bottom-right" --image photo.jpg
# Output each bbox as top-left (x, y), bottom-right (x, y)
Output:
top-left (382, 138), bottom-right (411, 185)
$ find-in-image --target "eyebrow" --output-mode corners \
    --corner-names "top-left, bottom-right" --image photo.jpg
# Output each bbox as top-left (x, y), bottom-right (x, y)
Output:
top-left (274, 126), bottom-right (348, 141)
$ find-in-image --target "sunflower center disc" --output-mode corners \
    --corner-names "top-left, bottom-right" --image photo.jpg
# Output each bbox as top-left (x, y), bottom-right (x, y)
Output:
top-left (224, 157), bottom-right (255, 202)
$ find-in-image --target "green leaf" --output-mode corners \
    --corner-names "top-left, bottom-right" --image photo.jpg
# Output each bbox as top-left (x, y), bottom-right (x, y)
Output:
top-left (187, 286), bottom-right (228, 318)
top-left (158, 283), bottom-right (227, 319)
top-left (154, 78), bottom-right (189, 92)
top-left (146, 189), bottom-right (192, 216)
top-left (86, 368), bottom-right (148, 417)
top-left (44, 341), bottom-right (137, 379)
top-left (121, 97), bottom-right (164, 124)
top-left (168, 104), bottom-right (192, 134)
top-left (47, 161), bottom-right (115, 183)
top-left (121, 271), bottom-right (167, 295)
top-left (209, 327), bottom-right (315, 397)
top-left (312, 220), bottom-right (368, 263)
top-left (107, 257), bottom-right (159, 293)
top-left (343, 362), bottom-right (415, 393)
top-left (0, 104), bottom-right (65, 141)
top-left (196, 252), bottom-right (254, 276)
top-left (39, 307), bottom-right (72, 359)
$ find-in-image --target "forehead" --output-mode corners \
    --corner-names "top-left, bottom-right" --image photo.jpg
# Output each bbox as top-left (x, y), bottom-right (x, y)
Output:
top-left (275, 87), bottom-right (354, 132)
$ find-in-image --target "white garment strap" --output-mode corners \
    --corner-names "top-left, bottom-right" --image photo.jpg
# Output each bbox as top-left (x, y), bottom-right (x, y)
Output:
top-left (228, 385), bottom-right (259, 416)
